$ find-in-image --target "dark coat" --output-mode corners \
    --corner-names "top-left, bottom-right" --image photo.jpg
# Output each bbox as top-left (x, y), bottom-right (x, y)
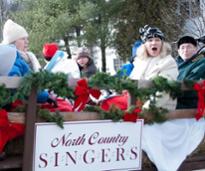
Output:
top-left (78, 58), bottom-right (97, 78)
top-left (176, 54), bottom-right (205, 109)
top-left (177, 54), bottom-right (205, 80)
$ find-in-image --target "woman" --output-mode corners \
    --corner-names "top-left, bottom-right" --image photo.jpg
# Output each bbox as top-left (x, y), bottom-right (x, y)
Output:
top-left (76, 47), bottom-right (97, 78)
top-left (130, 25), bottom-right (178, 110)
top-left (130, 25), bottom-right (205, 171)
top-left (2, 19), bottom-right (41, 72)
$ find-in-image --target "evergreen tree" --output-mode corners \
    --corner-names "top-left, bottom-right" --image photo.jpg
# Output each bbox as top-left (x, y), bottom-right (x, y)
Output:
top-left (114, 0), bottom-right (181, 60)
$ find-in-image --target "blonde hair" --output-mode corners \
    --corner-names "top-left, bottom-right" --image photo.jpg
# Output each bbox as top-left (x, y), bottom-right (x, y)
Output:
top-left (136, 41), bottom-right (171, 59)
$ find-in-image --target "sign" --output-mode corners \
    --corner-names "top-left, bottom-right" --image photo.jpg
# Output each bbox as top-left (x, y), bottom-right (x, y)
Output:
top-left (33, 120), bottom-right (143, 171)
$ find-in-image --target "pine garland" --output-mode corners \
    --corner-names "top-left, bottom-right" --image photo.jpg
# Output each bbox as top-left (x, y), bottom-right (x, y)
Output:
top-left (140, 105), bottom-right (168, 124)
top-left (0, 71), bottom-right (200, 125)
top-left (152, 76), bottom-right (181, 99)
top-left (0, 85), bottom-right (12, 108)
top-left (15, 71), bottom-right (74, 100)
top-left (89, 72), bottom-right (182, 102)
top-left (85, 105), bottom-right (124, 122)
top-left (85, 104), bottom-right (168, 124)
top-left (38, 109), bottom-right (64, 128)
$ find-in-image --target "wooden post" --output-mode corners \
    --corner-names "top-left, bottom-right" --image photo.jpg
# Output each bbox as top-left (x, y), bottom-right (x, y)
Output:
top-left (22, 88), bottom-right (37, 171)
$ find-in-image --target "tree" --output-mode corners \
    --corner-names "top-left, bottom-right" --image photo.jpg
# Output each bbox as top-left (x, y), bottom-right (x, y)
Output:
top-left (113, 0), bottom-right (182, 61)
top-left (10, 0), bottom-right (193, 71)
top-left (12, 0), bottom-right (88, 58)
top-left (11, 0), bottom-right (123, 72)
top-left (179, 0), bottom-right (205, 37)
top-left (0, 0), bottom-right (9, 40)
top-left (80, 0), bottom-right (123, 72)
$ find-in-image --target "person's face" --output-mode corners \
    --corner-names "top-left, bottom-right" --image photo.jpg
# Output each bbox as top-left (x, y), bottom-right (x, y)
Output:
top-left (144, 37), bottom-right (162, 57)
top-left (14, 37), bottom-right (29, 52)
top-left (77, 56), bottom-right (89, 68)
top-left (178, 43), bottom-right (197, 61)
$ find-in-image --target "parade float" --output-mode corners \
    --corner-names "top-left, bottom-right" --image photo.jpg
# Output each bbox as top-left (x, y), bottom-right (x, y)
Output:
top-left (0, 71), bottom-right (204, 171)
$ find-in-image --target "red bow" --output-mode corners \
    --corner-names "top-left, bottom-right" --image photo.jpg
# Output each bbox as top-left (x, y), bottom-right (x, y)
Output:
top-left (123, 108), bottom-right (141, 122)
top-left (73, 79), bottom-right (101, 111)
top-left (193, 81), bottom-right (205, 120)
top-left (0, 109), bottom-right (25, 152)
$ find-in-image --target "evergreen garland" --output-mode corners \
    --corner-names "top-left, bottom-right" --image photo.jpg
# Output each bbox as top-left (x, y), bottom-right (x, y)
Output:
top-left (140, 105), bottom-right (168, 124)
top-left (85, 105), bottom-right (124, 122)
top-left (0, 71), bottom-right (199, 125)
top-left (38, 109), bottom-right (64, 128)
top-left (89, 72), bottom-right (182, 102)
top-left (0, 85), bottom-right (12, 108)
top-left (15, 71), bottom-right (74, 100)
top-left (152, 76), bottom-right (181, 99)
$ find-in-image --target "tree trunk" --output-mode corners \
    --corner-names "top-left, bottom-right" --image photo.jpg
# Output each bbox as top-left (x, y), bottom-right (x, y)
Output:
top-left (0, 0), bottom-right (8, 40)
top-left (101, 44), bottom-right (106, 72)
top-left (75, 26), bottom-right (81, 47)
top-left (63, 35), bottom-right (71, 58)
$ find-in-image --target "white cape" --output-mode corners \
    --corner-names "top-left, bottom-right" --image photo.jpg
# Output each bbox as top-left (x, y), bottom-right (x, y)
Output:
top-left (50, 58), bottom-right (80, 79)
top-left (44, 51), bottom-right (80, 79)
top-left (142, 118), bottom-right (205, 171)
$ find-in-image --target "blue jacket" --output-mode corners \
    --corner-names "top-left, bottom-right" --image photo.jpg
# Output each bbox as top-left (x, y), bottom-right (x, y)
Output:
top-left (117, 63), bottom-right (134, 77)
top-left (8, 51), bottom-right (30, 76)
top-left (8, 51), bottom-right (49, 103)
top-left (130, 40), bottom-right (142, 62)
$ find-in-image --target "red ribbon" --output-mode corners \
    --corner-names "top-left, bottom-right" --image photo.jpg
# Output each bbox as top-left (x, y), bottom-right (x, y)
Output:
top-left (193, 81), bottom-right (205, 120)
top-left (123, 108), bottom-right (141, 122)
top-left (73, 79), bottom-right (101, 111)
top-left (0, 109), bottom-right (25, 153)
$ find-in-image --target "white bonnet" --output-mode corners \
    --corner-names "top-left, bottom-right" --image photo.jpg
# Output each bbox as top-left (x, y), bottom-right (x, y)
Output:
top-left (2, 19), bottom-right (28, 44)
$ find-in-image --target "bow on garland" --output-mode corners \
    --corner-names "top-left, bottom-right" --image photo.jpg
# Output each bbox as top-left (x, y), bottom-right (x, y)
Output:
top-left (0, 109), bottom-right (25, 153)
top-left (123, 107), bottom-right (141, 122)
top-left (193, 81), bottom-right (205, 120)
top-left (73, 79), bottom-right (101, 111)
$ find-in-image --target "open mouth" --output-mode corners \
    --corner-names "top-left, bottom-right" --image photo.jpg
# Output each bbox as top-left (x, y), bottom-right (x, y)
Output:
top-left (152, 47), bottom-right (158, 51)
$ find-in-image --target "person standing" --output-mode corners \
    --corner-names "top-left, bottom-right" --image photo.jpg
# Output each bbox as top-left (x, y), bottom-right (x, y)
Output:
top-left (2, 19), bottom-right (41, 72)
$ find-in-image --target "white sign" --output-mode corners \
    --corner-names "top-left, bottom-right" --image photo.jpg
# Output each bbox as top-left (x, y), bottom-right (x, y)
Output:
top-left (33, 120), bottom-right (143, 171)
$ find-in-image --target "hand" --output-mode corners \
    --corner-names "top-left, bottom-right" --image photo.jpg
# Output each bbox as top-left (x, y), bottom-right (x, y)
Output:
top-left (47, 91), bottom-right (58, 107)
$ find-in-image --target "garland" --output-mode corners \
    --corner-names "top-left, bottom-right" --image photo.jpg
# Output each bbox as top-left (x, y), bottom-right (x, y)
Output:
top-left (89, 73), bottom-right (181, 101)
top-left (0, 71), bottom-right (203, 126)
top-left (15, 71), bottom-right (74, 100)
top-left (38, 109), bottom-right (64, 128)
top-left (0, 71), bottom-right (74, 127)
top-left (0, 85), bottom-right (12, 108)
